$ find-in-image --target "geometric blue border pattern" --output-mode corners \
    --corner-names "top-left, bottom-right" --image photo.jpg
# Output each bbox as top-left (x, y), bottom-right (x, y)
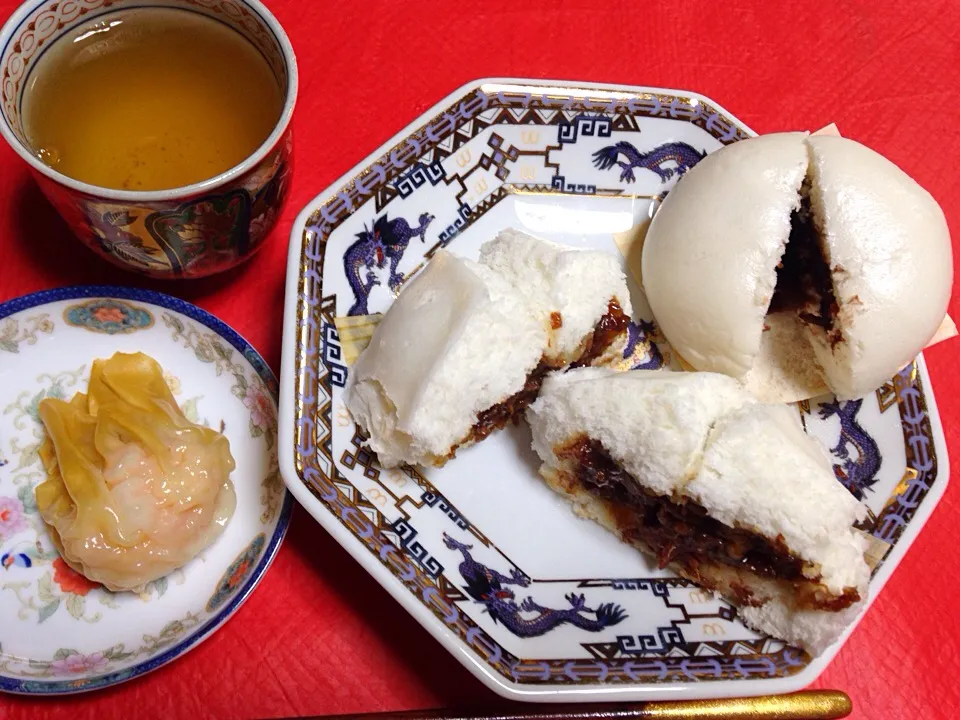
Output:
top-left (0, 285), bottom-right (293, 695)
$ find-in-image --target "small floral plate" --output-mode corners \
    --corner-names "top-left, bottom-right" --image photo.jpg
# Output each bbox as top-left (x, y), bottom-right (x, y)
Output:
top-left (0, 286), bottom-right (292, 694)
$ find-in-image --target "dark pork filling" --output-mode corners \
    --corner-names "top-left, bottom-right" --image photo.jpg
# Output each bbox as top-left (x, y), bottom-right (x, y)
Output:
top-left (468, 362), bottom-right (551, 444)
top-left (461, 300), bottom-right (629, 448)
top-left (570, 299), bottom-right (630, 368)
top-left (556, 436), bottom-right (860, 612)
top-left (767, 184), bottom-right (841, 343)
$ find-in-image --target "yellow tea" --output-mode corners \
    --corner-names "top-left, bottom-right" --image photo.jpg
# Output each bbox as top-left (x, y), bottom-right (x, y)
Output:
top-left (22, 7), bottom-right (283, 191)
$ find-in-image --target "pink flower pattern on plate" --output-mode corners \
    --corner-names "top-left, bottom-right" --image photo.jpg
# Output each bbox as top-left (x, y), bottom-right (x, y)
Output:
top-left (92, 306), bottom-right (125, 324)
top-left (0, 496), bottom-right (27, 538)
top-left (49, 652), bottom-right (108, 675)
top-left (243, 384), bottom-right (275, 431)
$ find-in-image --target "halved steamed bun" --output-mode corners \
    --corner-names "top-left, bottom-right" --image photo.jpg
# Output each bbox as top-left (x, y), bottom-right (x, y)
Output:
top-left (641, 132), bottom-right (952, 402)
top-left (525, 366), bottom-right (871, 655)
top-left (344, 249), bottom-right (547, 468)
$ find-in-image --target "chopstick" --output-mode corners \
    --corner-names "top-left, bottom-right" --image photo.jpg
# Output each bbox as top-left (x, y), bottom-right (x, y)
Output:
top-left (285, 690), bottom-right (852, 720)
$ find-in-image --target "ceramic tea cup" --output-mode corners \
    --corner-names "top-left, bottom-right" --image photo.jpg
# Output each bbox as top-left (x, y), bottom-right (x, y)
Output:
top-left (0, 0), bottom-right (298, 279)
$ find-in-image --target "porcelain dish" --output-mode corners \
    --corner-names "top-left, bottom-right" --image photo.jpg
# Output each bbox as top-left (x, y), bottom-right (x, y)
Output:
top-left (278, 78), bottom-right (949, 702)
top-left (0, 286), bottom-right (292, 694)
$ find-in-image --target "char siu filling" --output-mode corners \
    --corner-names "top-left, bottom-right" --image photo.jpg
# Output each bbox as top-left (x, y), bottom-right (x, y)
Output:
top-left (570, 299), bottom-right (630, 368)
top-left (556, 436), bottom-right (860, 611)
top-left (463, 300), bottom-right (629, 447)
top-left (767, 182), bottom-right (842, 344)
top-left (468, 361), bottom-right (551, 444)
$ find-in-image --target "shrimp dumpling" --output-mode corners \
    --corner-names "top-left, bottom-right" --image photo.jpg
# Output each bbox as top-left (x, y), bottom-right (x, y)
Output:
top-left (35, 352), bottom-right (237, 592)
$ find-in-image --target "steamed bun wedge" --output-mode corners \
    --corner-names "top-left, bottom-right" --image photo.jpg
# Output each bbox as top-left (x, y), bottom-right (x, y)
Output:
top-left (345, 249), bottom-right (548, 468)
top-left (526, 367), bottom-right (871, 655)
top-left (345, 231), bottom-right (635, 469)
top-left (479, 228), bottom-right (633, 366)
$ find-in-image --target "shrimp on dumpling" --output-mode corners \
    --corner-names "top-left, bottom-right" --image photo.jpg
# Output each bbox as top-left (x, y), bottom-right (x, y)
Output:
top-left (35, 352), bottom-right (237, 592)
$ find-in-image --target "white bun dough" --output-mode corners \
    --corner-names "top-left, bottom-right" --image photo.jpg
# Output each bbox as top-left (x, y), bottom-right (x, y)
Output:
top-left (344, 250), bottom-right (547, 468)
top-left (478, 228), bottom-right (634, 365)
top-left (805, 135), bottom-right (953, 399)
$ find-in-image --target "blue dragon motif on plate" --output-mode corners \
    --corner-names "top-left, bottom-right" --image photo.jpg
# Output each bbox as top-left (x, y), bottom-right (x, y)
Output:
top-left (818, 398), bottom-right (882, 500)
top-left (343, 212), bottom-right (435, 316)
top-left (444, 534), bottom-right (627, 638)
top-left (592, 141), bottom-right (706, 183)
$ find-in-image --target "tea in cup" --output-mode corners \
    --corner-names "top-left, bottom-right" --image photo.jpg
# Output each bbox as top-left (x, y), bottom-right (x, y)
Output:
top-left (0, 0), bottom-right (298, 279)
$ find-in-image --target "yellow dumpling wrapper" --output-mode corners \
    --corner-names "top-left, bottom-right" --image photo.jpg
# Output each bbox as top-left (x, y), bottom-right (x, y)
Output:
top-left (35, 352), bottom-right (237, 592)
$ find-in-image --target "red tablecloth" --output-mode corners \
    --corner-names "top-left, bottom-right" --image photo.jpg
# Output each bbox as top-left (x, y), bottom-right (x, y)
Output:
top-left (1, 1), bottom-right (959, 718)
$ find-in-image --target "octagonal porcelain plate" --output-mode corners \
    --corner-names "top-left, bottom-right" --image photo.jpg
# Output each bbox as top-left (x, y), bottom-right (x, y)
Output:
top-left (0, 286), bottom-right (293, 694)
top-left (278, 78), bottom-right (949, 702)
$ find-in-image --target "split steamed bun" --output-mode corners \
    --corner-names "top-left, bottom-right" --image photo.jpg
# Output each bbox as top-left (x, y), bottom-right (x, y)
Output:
top-left (642, 132), bottom-right (953, 402)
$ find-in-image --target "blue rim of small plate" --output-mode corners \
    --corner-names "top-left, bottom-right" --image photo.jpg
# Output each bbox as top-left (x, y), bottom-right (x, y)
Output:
top-left (0, 284), bottom-right (294, 695)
